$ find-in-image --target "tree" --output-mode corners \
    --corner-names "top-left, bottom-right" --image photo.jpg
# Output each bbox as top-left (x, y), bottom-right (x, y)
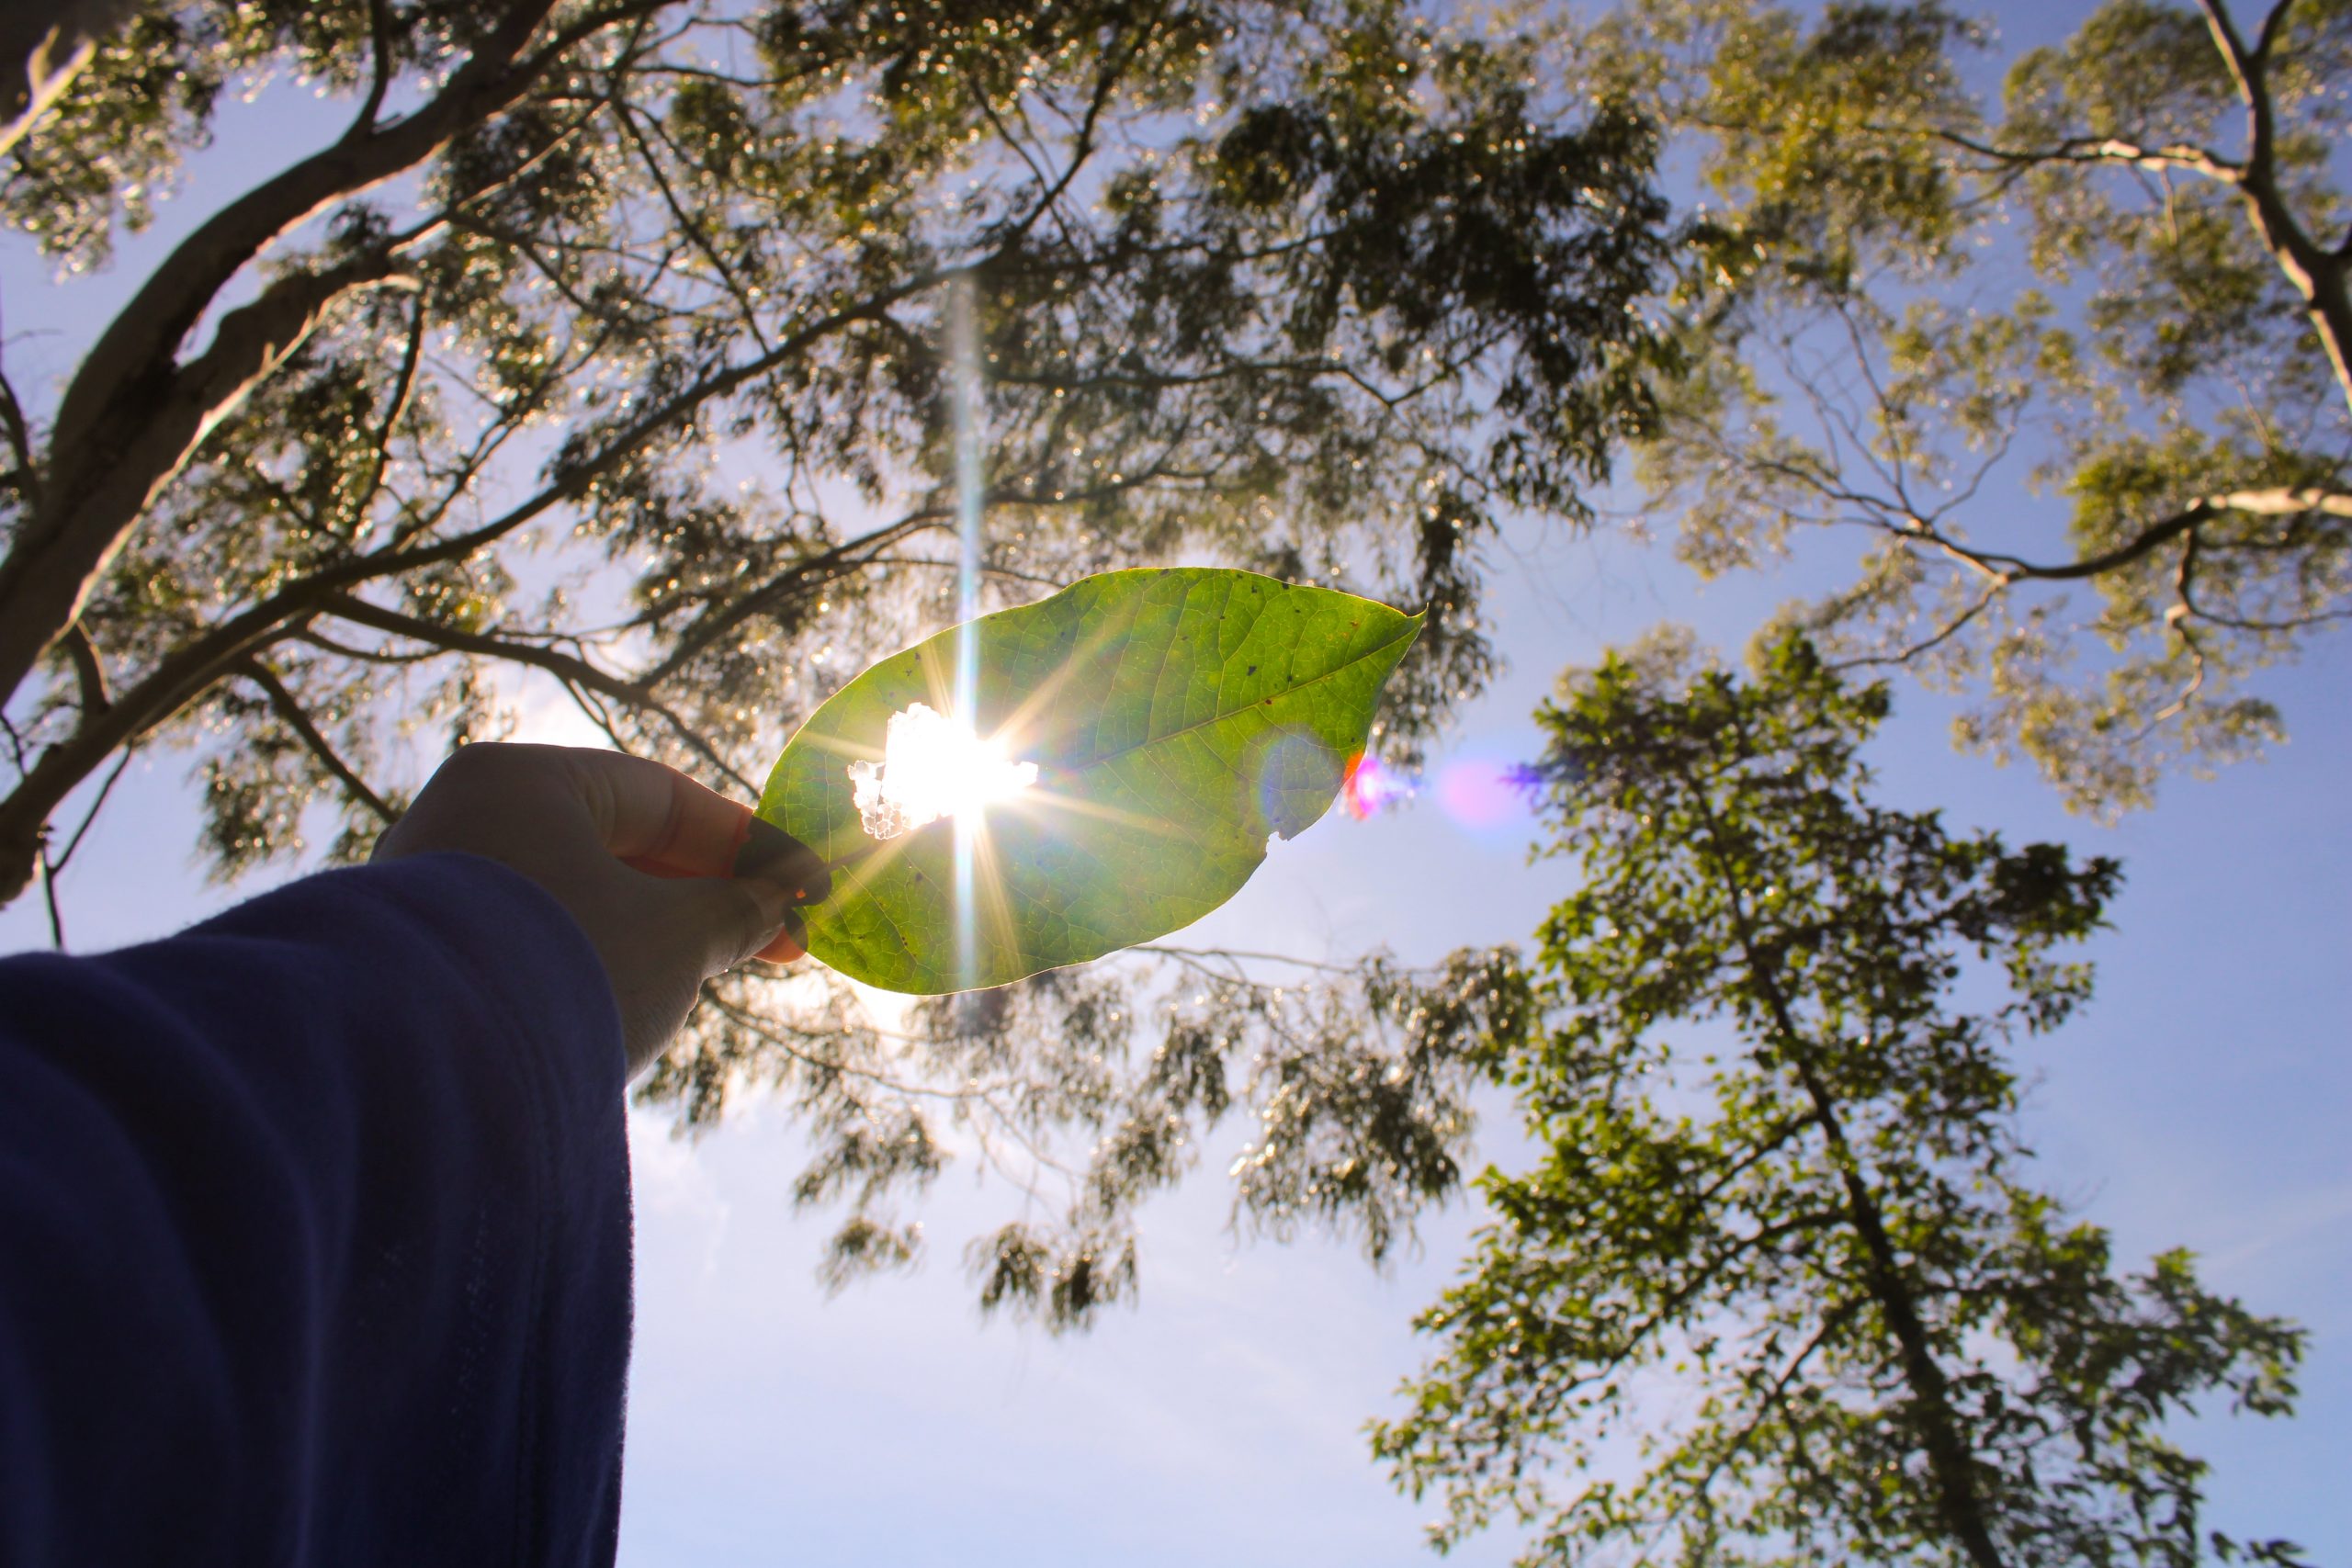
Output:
top-left (0, 0), bottom-right (1668, 1314)
top-left (713, 942), bottom-right (1539, 1327)
top-left (0, 0), bottom-right (136, 157)
top-left (1568, 0), bottom-right (2351, 814)
top-left (1370, 632), bottom-right (2307, 1566)
top-left (0, 0), bottom-right (1673, 913)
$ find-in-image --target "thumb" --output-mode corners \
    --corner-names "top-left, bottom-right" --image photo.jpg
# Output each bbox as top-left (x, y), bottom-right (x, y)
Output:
top-left (664, 874), bottom-right (803, 977)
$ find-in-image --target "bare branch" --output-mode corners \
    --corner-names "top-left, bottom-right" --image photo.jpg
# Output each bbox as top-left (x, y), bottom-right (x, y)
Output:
top-left (347, 298), bottom-right (426, 538)
top-left (239, 657), bottom-right (397, 825)
top-left (2250, 0), bottom-right (2296, 62)
top-left (351, 0), bottom-right (396, 140)
top-left (60, 620), bottom-right (107, 716)
top-left (0, 355), bottom-right (33, 497)
top-left (1827, 579), bottom-right (2007, 672)
top-left (317, 594), bottom-right (753, 794)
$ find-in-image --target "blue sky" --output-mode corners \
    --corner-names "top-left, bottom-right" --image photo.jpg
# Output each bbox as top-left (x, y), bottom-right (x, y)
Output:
top-left (3, 6), bottom-right (2346, 1562)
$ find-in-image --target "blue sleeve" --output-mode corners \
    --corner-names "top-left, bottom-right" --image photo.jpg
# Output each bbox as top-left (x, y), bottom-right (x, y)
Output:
top-left (0, 852), bottom-right (632, 1568)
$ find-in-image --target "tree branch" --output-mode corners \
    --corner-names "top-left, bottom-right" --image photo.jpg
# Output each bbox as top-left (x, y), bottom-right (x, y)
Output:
top-left (1931, 125), bottom-right (2242, 183)
top-left (60, 620), bottom-right (107, 716)
top-left (1669, 759), bottom-right (2007, 1568)
top-left (0, 355), bottom-right (33, 498)
top-left (317, 594), bottom-right (752, 793)
top-left (239, 656), bottom-right (397, 824)
top-left (0, 0), bottom-right (137, 161)
top-left (0, 0), bottom-right (684, 713)
top-left (1857, 487), bottom-right (2352, 589)
top-left (347, 296), bottom-right (426, 537)
top-left (1827, 578), bottom-right (2007, 673)
top-left (0, 254), bottom-right (425, 706)
top-left (2192, 0), bottom-right (2352, 419)
top-left (351, 0), bottom-right (397, 140)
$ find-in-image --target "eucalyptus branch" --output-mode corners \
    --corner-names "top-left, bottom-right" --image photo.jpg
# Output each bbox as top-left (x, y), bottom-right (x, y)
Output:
top-left (639, 508), bottom-right (951, 683)
top-left (1828, 479), bottom-right (2352, 590)
top-left (0, 357), bottom-right (33, 495)
top-left (239, 656), bottom-right (397, 825)
top-left (48, 745), bottom-right (130, 876)
top-left (350, 0), bottom-right (397, 141)
top-left (317, 593), bottom-right (752, 794)
top-left (2248, 0), bottom-right (2296, 62)
top-left (1826, 579), bottom-right (2007, 672)
top-left (60, 621), bottom-right (107, 716)
top-left (291, 628), bottom-right (443, 665)
top-left (0, 0), bottom-right (701, 712)
top-left (609, 96), bottom-right (774, 355)
top-left (1135, 942), bottom-right (1358, 975)
top-left (1668, 753), bottom-right (2006, 1568)
top-left (347, 299), bottom-right (426, 538)
top-left (0, 273), bottom-right (957, 906)
top-left (1926, 125), bottom-right (2242, 183)
top-left (2149, 533), bottom-right (2211, 728)
top-left (704, 990), bottom-right (1005, 1103)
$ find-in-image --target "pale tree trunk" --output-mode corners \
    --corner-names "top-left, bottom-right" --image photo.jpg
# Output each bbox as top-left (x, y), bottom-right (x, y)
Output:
top-left (2236, 179), bottom-right (2352, 425)
top-left (0, 0), bottom-right (648, 910)
top-left (0, 0), bottom-right (569, 716)
top-left (0, 0), bottom-right (135, 159)
top-left (2195, 0), bottom-right (2352, 423)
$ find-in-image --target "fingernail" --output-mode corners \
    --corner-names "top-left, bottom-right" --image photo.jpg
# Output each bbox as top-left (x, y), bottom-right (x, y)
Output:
top-left (733, 818), bottom-right (831, 904)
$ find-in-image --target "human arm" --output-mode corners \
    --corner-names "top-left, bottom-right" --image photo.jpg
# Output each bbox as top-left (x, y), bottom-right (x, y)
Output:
top-left (0, 745), bottom-right (820, 1566)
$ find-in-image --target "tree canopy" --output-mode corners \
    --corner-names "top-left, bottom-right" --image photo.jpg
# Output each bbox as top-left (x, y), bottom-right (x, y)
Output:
top-left (1574, 0), bottom-right (2351, 813)
top-left (1373, 633), bottom-right (2308, 1567)
top-left (2, 0), bottom-right (2335, 1354)
top-left (0, 0), bottom-right (1674, 1313)
top-left (0, 0), bottom-right (1671, 913)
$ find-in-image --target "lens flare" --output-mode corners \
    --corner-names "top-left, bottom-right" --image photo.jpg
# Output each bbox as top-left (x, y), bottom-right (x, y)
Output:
top-left (949, 276), bottom-right (988, 992)
top-left (1340, 751), bottom-right (1411, 819)
top-left (847, 703), bottom-right (1038, 840)
top-left (1433, 758), bottom-right (1527, 829)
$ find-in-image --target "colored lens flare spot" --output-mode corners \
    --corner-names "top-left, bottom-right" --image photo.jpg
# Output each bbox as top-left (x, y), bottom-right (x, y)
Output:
top-left (1433, 758), bottom-right (1528, 829)
top-left (1341, 751), bottom-right (1411, 819)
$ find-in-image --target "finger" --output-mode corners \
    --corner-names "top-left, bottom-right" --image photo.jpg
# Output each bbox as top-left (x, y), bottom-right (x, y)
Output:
top-left (560, 750), bottom-right (754, 874)
top-left (752, 908), bottom-right (808, 964)
top-left (660, 873), bottom-right (799, 976)
top-left (729, 818), bottom-right (831, 904)
top-left (627, 818), bottom-right (830, 908)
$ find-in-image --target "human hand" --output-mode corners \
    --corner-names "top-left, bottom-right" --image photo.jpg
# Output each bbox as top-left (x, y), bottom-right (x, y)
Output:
top-left (371, 743), bottom-right (829, 1076)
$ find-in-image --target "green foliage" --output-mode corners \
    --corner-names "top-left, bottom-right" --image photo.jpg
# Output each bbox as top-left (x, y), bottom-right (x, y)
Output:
top-left (1372, 632), bottom-right (2306, 1566)
top-left (762, 568), bottom-right (1419, 993)
top-left (1581, 0), bottom-right (2352, 813)
top-left (1, 0), bottom-right (1675, 906)
top-left (662, 941), bottom-right (1533, 1329)
top-left (0, 0), bottom-right (1673, 1299)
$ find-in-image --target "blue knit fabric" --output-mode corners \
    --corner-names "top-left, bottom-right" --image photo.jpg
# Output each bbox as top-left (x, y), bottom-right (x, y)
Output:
top-left (0, 852), bottom-right (631, 1567)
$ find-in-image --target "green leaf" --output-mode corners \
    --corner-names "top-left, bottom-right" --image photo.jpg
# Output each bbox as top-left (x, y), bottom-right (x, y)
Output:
top-left (759, 568), bottom-right (1422, 994)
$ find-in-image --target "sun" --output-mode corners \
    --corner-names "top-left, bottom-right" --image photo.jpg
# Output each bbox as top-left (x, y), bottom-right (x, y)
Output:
top-left (846, 703), bottom-right (1039, 841)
